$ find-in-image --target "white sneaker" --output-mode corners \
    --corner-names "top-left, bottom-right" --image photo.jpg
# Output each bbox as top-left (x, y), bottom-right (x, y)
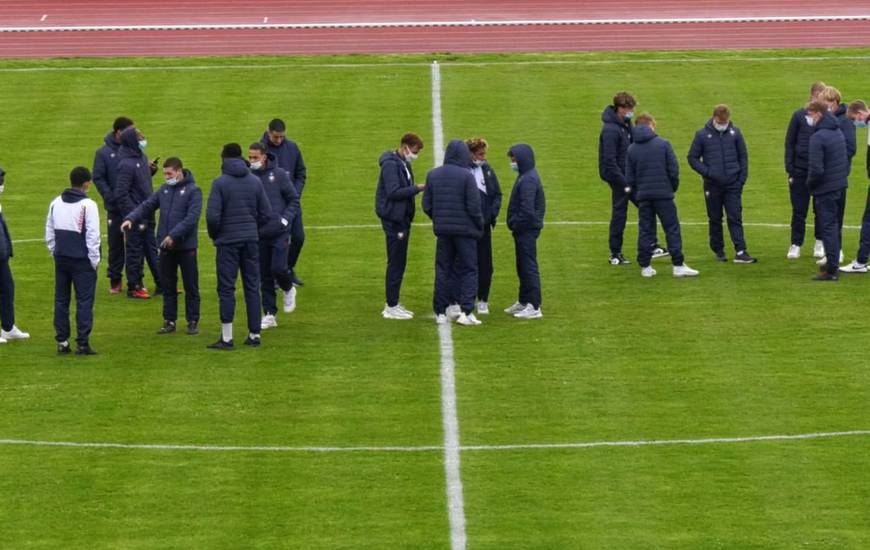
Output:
top-left (786, 244), bottom-right (801, 259)
top-left (396, 304), bottom-right (415, 318)
top-left (840, 260), bottom-right (868, 273)
top-left (514, 305), bottom-right (543, 319)
top-left (435, 314), bottom-right (449, 324)
top-left (641, 266), bottom-right (657, 278)
top-left (504, 301), bottom-right (525, 314)
top-left (476, 302), bottom-right (489, 315)
top-left (0, 326), bottom-right (30, 340)
top-left (382, 305), bottom-right (413, 320)
top-left (260, 314), bottom-right (278, 330)
top-left (456, 312), bottom-right (482, 326)
top-left (816, 250), bottom-right (844, 266)
top-left (446, 304), bottom-right (462, 321)
top-left (282, 286), bottom-right (297, 313)
top-left (814, 240), bottom-right (825, 258)
top-left (0, 336), bottom-right (6, 344)
top-left (673, 264), bottom-right (699, 277)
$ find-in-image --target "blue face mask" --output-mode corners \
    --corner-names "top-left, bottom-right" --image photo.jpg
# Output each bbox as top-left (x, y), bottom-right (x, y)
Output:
top-left (138, 139), bottom-right (148, 151)
top-left (165, 178), bottom-right (178, 186)
top-left (624, 111), bottom-right (635, 121)
top-left (854, 120), bottom-right (868, 129)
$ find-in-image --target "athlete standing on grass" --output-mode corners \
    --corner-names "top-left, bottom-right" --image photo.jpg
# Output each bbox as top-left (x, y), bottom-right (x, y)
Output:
top-left (0, 167), bottom-right (30, 345)
top-left (841, 100), bottom-right (870, 273)
top-left (466, 137), bottom-right (501, 316)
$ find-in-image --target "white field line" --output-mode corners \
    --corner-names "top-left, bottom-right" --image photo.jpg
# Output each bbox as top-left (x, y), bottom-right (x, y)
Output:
top-left (432, 59), bottom-right (468, 550)
top-left (1, 430), bottom-right (868, 454)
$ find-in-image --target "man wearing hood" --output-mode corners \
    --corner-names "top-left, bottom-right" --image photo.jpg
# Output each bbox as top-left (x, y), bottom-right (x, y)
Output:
top-left (599, 91), bottom-right (667, 265)
top-left (261, 118), bottom-right (307, 287)
top-left (115, 125), bottom-right (161, 299)
top-left (841, 100), bottom-right (870, 273)
top-left (806, 101), bottom-right (849, 280)
top-left (93, 116), bottom-right (134, 293)
top-left (122, 157), bottom-right (202, 336)
top-left (0, 167), bottom-right (30, 344)
top-left (504, 143), bottom-right (546, 318)
top-left (205, 143), bottom-right (272, 349)
top-left (627, 114), bottom-right (699, 278)
top-left (688, 104), bottom-right (756, 264)
top-left (46, 167), bottom-right (100, 355)
top-left (248, 142), bottom-right (300, 329)
top-left (375, 133), bottom-right (425, 320)
top-left (423, 139), bottom-right (484, 326)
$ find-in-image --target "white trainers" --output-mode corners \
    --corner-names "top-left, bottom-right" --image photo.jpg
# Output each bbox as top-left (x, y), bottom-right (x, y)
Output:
top-left (456, 312), bottom-right (482, 326)
top-left (504, 301), bottom-right (526, 314)
top-left (816, 250), bottom-right (844, 266)
top-left (814, 240), bottom-right (825, 258)
top-left (446, 304), bottom-right (462, 321)
top-left (382, 305), bottom-right (413, 320)
top-left (0, 336), bottom-right (6, 344)
top-left (514, 304), bottom-right (543, 319)
top-left (840, 260), bottom-right (868, 273)
top-left (435, 314), bottom-right (449, 324)
top-left (641, 266), bottom-right (657, 278)
top-left (0, 326), bottom-right (30, 340)
top-left (282, 286), bottom-right (297, 313)
top-left (396, 304), bottom-right (415, 318)
top-left (673, 264), bottom-right (699, 277)
top-left (786, 244), bottom-right (801, 259)
top-left (476, 302), bottom-right (489, 315)
top-left (260, 314), bottom-right (278, 330)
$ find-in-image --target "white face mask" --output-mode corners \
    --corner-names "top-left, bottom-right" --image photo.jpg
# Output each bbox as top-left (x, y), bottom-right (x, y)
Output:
top-left (510, 161), bottom-right (519, 172)
top-left (713, 122), bottom-right (729, 132)
top-left (805, 115), bottom-right (816, 127)
top-left (138, 139), bottom-right (148, 151)
top-left (473, 159), bottom-right (485, 167)
top-left (404, 147), bottom-right (418, 162)
top-left (250, 160), bottom-right (263, 170)
top-left (165, 178), bottom-right (178, 186)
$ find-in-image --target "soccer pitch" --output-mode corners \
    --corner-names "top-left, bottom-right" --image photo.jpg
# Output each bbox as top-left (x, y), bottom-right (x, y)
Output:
top-left (1, 49), bottom-right (869, 548)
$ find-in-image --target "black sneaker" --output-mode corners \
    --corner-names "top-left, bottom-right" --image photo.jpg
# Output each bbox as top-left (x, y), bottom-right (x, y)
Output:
top-left (57, 341), bottom-right (71, 355)
top-left (157, 321), bottom-right (176, 335)
top-left (609, 254), bottom-right (630, 266)
top-left (207, 338), bottom-right (234, 350)
top-left (714, 251), bottom-right (728, 262)
top-left (290, 271), bottom-right (304, 287)
top-left (244, 335), bottom-right (261, 347)
top-left (75, 344), bottom-right (97, 355)
top-left (734, 251), bottom-right (757, 264)
top-left (813, 272), bottom-right (839, 281)
top-left (186, 321), bottom-right (199, 335)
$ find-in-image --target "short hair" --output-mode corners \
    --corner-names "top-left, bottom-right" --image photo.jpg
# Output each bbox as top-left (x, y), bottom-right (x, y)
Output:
top-left (634, 112), bottom-right (656, 128)
top-left (163, 157), bottom-right (183, 170)
top-left (805, 100), bottom-right (828, 115)
top-left (401, 132), bottom-right (424, 149)
top-left (465, 137), bottom-right (488, 153)
top-left (848, 100), bottom-right (868, 116)
top-left (221, 143), bottom-right (243, 159)
top-left (819, 86), bottom-right (842, 104)
top-left (268, 118), bottom-right (286, 133)
top-left (113, 116), bottom-right (134, 133)
top-left (69, 166), bottom-right (91, 188)
top-left (810, 81), bottom-right (827, 96)
top-left (248, 142), bottom-right (267, 154)
top-left (613, 92), bottom-right (636, 109)
top-left (713, 104), bottom-right (731, 120)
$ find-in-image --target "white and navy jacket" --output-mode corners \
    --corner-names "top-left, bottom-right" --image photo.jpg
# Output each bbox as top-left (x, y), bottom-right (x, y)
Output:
top-left (45, 188), bottom-right (101, 270)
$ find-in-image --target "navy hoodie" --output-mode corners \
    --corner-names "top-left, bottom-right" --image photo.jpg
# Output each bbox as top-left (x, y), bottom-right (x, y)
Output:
top-left (0, 167), bottom-right (9, 261)
top-left (598, 105), bottom-right (632, 186)
top-left (834, 103), bottom-right (857, 170)
top-left (785, 107), bottom-right (815, 176)
top-left (422, 140), bottom-right (483, 239)
top-left (807, 113), bottom-right (849, 196)
top-left (475, 161), bottom-right (502, 227)
top-left (253, 155), bottom-right (300, 239)
top-left (206, 158), bottom-right (272, 246)
top-left (687, 119), bottom-right (748, 189)
top-left (93, 132), bottom-right (124, 212)
top-left (126, 169), bottom-right (202, 250)
top-left (506, 144), bottom-right (546, 233)
top-left (260, 132), bottom-right (307, 196)
top-left (375, 150), bottom-right (419, 229)
top-left (114, 127), bottom-right (154, 218)
top-left (627, 125), bottom-right (680, 201)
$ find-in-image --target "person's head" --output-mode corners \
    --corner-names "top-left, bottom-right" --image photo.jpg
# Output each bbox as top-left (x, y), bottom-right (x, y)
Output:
top-left (805, 100), bottom-right (828, 127)
top-left (112, 116), bottom-right (134, 142)
top-left (248, 142), bottom-right (268, 170)
top-left (634, 112), bottom-right (656, 131)
top-left (69, 166), bottom-right (92, 192)
top-left (847, 100), bottom-right (870, 127)
top-left (613, 91), bottom-right (637, 121)
top-left (712, 104), bottom-right (731, 131)
top-left (267, 118), bottom-right (286, 146)
top-left (162, 157), bottom-right (184, 185)
top-left (819, 86), bottom-right (842, 111)
top-left (810, 81), bottom-right (827, 100)
top-left (399, 132), bottom-right (424, 162)
top-left (221, 143), bottom-right (243, 160)
top-left (466, 137), bottom-right (488, 165)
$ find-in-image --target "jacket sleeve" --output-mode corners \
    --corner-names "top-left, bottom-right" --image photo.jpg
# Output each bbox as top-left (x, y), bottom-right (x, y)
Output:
top-left (169, 187), bottom-right (202, 241)
top-left (422, 177), bottom-right (433, 219)
top-left (784, 111), bottom-right (799, 176)
top-left (666, 143), bottom-right (680, 192)
top-left (736, 130), bottom-right (749, 185)
top-left (687, 133), bottom-right (709, 178)
top-left (293, 144), bottom-right (307, 195)
top-left (599, 128), bottom-right (627, 185)
top-left (45, 201), bottom-right (56, 254)
top-left (256, 181), bottom-right (273, 227)
top-left (92, 150), bottom-right (111, 208)
top-left (85, 200), bottom-right (101, 270)
top-left (115, 163), bottom-right (136, 216)
top-left (516, 178), bottom-right (537, 230)
top-left (625, 149), bottom-right (635, 188)
top-left (126, 189), bottom-right (160, 224)
top-left (866, 145), bottom-right (870, 180)
top-left (466, 176), bottom-right (484, 230)
top-left (807, 135), bottom-right (824, 188)
top-left (383, 162), bottom-right (418, 201)
top-left (280, 175), bottom-right (300, 226)
top-left (490, 168), bottom-right (502, 225)
top-left (842, 120), bottom-right (857, 161)
top-left (205, 183), bottom-right (222, 240)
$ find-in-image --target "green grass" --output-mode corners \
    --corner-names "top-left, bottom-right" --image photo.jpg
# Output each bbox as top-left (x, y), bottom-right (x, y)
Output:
top-left (1, 48), bottom-right (869, 548)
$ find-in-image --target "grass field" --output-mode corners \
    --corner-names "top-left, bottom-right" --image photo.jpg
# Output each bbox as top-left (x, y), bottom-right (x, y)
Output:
top-left (1, 48), bottom-right (869, 548)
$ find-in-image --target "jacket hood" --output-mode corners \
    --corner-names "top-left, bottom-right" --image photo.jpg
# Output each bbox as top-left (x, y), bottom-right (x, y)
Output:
top-left (61, 188), bottom-right (88, 203)
top-left (509, 143), bottom-right (536, 173)
top-left (221, 157), bottom-right (251, 178)
top-left (119, 127), bottom-right (141, 152)
top-left (444, 139), bottom-right (472, 167)
top-left (379, 150), bottom-right (403, 166)
top-left (631, 125), bottom-right (658, 144)
top-left (180, 169), bottom-right (195, 185)
top-left (601, 105), bottom-right (625, 125)
top-left (817, 112), bottom-right (839, 131)
top-left (835, 103), bottom-right (847, 118)
top-left (104, 131), bottom-right (120, 149)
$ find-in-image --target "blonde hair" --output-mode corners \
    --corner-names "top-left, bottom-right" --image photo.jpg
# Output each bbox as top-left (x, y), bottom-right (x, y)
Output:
top-left (810, 81), bottom-right (827, 97)
top-left (819, 86), bottom-right (842, 105)
top-left (465, 137), bottom-right (488, 153)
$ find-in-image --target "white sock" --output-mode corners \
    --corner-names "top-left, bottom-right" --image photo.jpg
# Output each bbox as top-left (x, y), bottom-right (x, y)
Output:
top-left (248, 332), bottom-right (260, 340)
top-left (221, 323), bottom-right (233, 342)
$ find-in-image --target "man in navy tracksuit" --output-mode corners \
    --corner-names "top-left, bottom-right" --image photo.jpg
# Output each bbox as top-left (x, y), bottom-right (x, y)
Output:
top-left (784, 81), bottom-right (826, 259)
top-left (260, 118), bottom-right (307, 286)
top-left (467, 138), bottom-right (502, 316)
top-left (115, 126), bottom-right (161, 299)
top-left (423, 140), bottom-right (484, 326)
top-left (505, 143), bottom-right (546, 318)
top-left (93, 116), bottom-right (134, 293)
top-left (627, 114), bottom-right (698, 278)
top-left (206, 143), bottom-right (272, 349)
top-left (806, 101), bottom-right (849, 281)
top-left (599, 92), bottom-right (665, 265)
top-left (0, 167), bottom-right (30, 344)
top-left (375, 133), bottom-right (425, 320)
top-left (122, 157), bottom-right (202, 335)
top-left (45, 167), bottom-right (101, 355)
top-left (841, 100), bottom-right (870, 273)
top-left (687, 104), bottom-right (756, 263)
top-left (248, 143), bottom-right (300, 330)
top-left (823, 87), bottom-right (857, 267)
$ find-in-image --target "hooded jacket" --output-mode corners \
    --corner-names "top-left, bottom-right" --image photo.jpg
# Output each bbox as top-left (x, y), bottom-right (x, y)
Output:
top-left (785, 107), bottom-right (816, 177)
top-left (206, 158), bottom-right (271, 246)
top-left (45, 188), bottom-right (101, 270)
top-left (0, 211), bottom-right (11, 262)
top-left (598, 105), bottom-right (632, 186)
top-left (834, 103), bottom-right (857, 169)
top-left (807, 113), bottom-right (849, 196)
top-left (114, 127), bottom-right (154, 218)
top-left (253, 155), bottom-right (300, 239)
top-left (260, 132), bottom-right (307, 196)
top-left (375, 150), bottom-right (419, 228)
top-left (475, 161), bottom-right (502, 227)
top-left (627, 125), bottom-right (680, 201)
top-left (125, 169), bottom-right (202, 250)
top-left (687, 119), bottom-right (748, 189)
top-left (93, 132), bottom-right (124, 212)
top-left (506, 144), bottom-right (546, 233)
top-left (422, 140), bottom-right (483, 239)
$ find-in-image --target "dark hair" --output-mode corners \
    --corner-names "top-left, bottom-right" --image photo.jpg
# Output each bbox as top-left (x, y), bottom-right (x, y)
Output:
top-left (268, 118), bottom-right (286, 133)
top-left (113, 116), bottom-right (134, 133)
top-left (248, 142), bottom-right (267, 154)
top-left (163, 157), bottom-right (183, 170)
top-left (401, 132), bottom-right (424, 149)
top-left (613, 91), bottom-right (637, 109)
top-left (221, 143), bottom-right (243, 159)
top-left (712, 104), bottom-right (731, 119)
top-left (466, 137), bottom-right (488, 153)
top-left (69, 166), bottom-right (92, 188)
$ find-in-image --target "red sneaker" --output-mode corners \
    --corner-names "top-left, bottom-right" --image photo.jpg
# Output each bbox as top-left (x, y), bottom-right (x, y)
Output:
top-left (109, 282), bottom-right (123, 294)
top-left (127, 287), bottom-right (151, 300)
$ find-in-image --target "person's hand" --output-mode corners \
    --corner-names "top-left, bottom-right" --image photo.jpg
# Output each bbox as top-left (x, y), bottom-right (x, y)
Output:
top-left (416, 184), bottom-right (425, 191)
top-left (160, 236), bottom-right (174, 249)
top-left (120, 220), bottom-right (133, 232)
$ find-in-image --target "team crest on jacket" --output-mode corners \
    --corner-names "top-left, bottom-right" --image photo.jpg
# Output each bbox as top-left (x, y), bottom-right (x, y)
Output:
top-left (180, 188), bottom-right (185, 195)
top-left (110, 153), bottom-right (115, 158)
top-left (707, 134), bottom-right (713, 139)
top-left (730, 129), bottom-right (736, 135)
top-left (269, 173), bottom-right (275, 182)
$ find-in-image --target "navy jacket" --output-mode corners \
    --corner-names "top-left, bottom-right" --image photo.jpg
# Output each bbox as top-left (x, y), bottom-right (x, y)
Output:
top-left (598, 105), bottom-right (632, 186)
top-left (785, 107), bottom-right (815, 177)
top-left (627, 125), bottom-right (680, 201)
top-left (114, 127), bottom-right (154, 219)
top-left (206, 158), bottom-right (272, 246)
top-left (253, 155), bottom-right (300, 239)
top-left (0, 212), bottom-right (12, 262)
top-left (260, 132), bottom-right (307, 196)
top-left (93, 132), bottom-right (124, 212)
top-left (834, 103), bottom-right (857, 170)
top-left (807, 113), bottom-right (849, 196)
top-left (126, 169), bottom-right (202, 250)
top-left (375, 150), bottom-right (419, 228)
top-left (506, 144), bottom-right (546, 233)
top-left (687, 119), bottom-right (748, 189)
top-left (422, 140), bottom-right (484, 239)
top-left (474, 161), bottom-right (502, 227)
